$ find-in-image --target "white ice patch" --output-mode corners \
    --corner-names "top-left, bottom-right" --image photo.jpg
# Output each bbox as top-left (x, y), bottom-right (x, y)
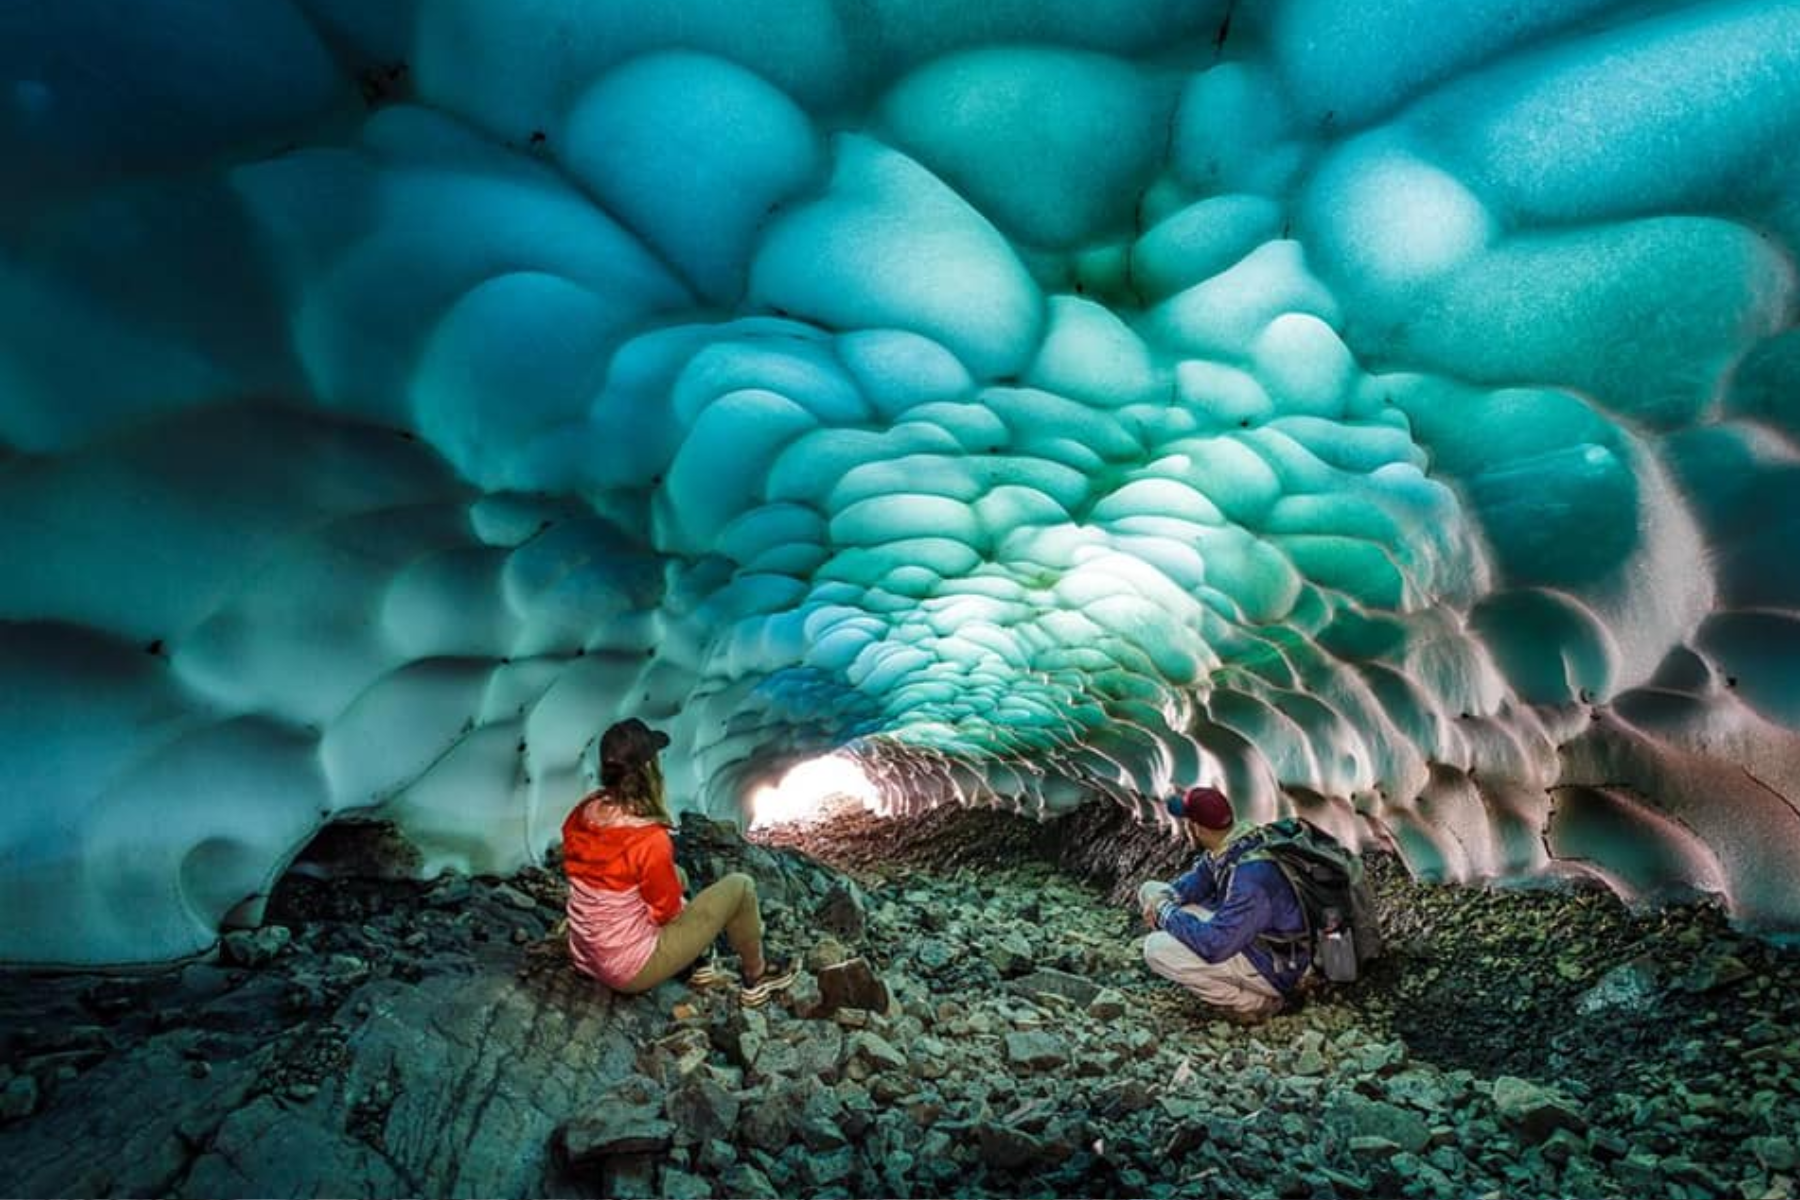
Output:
top-left (1302, 136), bottom-right (1497, 310)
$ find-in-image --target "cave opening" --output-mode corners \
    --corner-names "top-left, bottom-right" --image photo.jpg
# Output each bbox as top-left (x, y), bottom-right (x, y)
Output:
top-left (746, 751), bottom-right (883, 831)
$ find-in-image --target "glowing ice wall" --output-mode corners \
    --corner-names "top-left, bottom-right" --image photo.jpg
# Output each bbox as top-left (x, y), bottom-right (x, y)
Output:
top-left (3, 0), bottom-right (1799, 962)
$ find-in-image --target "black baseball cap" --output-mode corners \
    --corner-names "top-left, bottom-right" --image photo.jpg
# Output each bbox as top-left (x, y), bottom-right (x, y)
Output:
top-left (600, 718), bottom-right (670, 768)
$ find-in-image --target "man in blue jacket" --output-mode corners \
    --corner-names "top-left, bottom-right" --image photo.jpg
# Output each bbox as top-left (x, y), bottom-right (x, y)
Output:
top-left (1139, 785), bottom-right (1310, 1022)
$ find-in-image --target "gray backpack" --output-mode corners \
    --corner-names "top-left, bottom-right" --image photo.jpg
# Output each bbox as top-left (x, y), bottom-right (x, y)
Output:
top-left (1241, 818), bottom-right (1383, 983)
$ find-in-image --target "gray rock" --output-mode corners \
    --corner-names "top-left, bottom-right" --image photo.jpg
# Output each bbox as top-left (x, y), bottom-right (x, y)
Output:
top-left (666, 1071), bottom-right (740, 1146)
top-left (1589, 1128), bottom-right (1630, 1160)
top-left (0, 1074), bottom-right (39, 1121)
top-left (602, 1153), bottom-right (660, 1199)
top-left (881, 1148), bottom-right (916, 1194)
top-left (795, 1111), bottom-right (848, 1152)
top-left (0, 1026), bottom-right (267, 1196)
top-left (722, 1163), bottom-right (781, 1199)
top-left (780, 968), bottom-right (823, 1016)
top-left (987, 932), bottom-right (1034, 976)
top-left (751, 1039), bottom-right (799, 1080)
top-left (1292, 1047), bottom-right (1327, 1076)
top-left (175, 962), bottom-right (238, 1004)
top-left (800, 1145), bottom-right (857, 1187)
top-left (1098, 1077), bottom-right (1155, 1117)
top-left (698, 1138), bottom-right (737, 1172)
top-left (1004, 1030), bottom-right (1068, 1072)
top-left (1073, 1049), bottom-right (1114, 1078)
top-left (1615, 1150), bottom-right (1663, 1192)
top-left (557, 1095), bottom-right (675, 1169)
top-left (711, 1008), bottom-right (766, 1071)
top-left (788, 1025), bottom-right (847, 1083)
top-left (1491, 1076), bottom-right (1587, 1142)
top-left (221, 925), bottom-right (291, 967)
top-left (1316, 1165), bottom-right (1374, 1194)
top-left (1540, 1127), bottom-right (1585, 1165)
top-left (1661, 1155), bottom-right (1729, 1195)
top-left (916, 939), bottom-right (955, 972)
top-left (424, 875), bottom-right (472, 908)
top-left (1357, 1040), bottom-right (1406, 1074)
top-left (1384, 1068), bottom-right (1452, 1115)
top-left (660, 1165), bottom-right (713, 1199)
top-left (1006, 967), bottom-right (1101, 1007)
top-left (1329, 1094), bottom-right (1432, 1155)
top-left (185, 1094), bottom-right (402, 1197)
top-left (492, 882), bottom-right (539, 911)
top-left (816, 882), bottom-right (866, 940)
top-left (805, 935), bottom-right (850, 973)
top-left (1086, 987), bottom-right (1127, 1020)
top-left (649, 1027), bottom-right (713, 1081)
top-left (911, 1044), bottom-right (950, 1081)
top-left (1426, 1144), bottom-right (1466, 1174)
top-left (1576, 958), bottom-right (1660, 1016)
top-left (1751, 1136), bottom-right (1798, 1171)
top-left (847, 1030), bottom-right (908, 1074)
top-left (740, 1087), bottom-right (802, 1153)
top-left (976, 1122), bottom-right (1044, 1171)
top-left (1677, 954), bottom-right (1752, 994)
top-left (816, 957), bottom-right (890, 1017)
top-left (324, 953), bottom-right (370, 983)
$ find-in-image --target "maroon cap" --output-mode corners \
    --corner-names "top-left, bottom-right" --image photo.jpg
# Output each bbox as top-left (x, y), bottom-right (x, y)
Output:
top-left (1167, 785), bottom-right (1234, 830)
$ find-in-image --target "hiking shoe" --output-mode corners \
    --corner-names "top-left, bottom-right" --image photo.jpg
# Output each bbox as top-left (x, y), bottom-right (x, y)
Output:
top-left (687, 956), bottom-right (737, 989)
top-left (739, 957), bottom-right (800, 1008)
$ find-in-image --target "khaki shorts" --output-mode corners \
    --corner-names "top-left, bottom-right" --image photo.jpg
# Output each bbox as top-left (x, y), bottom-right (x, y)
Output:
top-left (618, 872), bottom-right (763, 993)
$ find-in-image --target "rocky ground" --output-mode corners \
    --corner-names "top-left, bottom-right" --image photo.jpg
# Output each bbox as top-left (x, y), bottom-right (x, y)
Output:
top-left (2, 802), bottom-right (1797, 1199)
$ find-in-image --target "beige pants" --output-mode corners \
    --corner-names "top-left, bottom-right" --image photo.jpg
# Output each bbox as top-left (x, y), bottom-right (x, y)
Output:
top-left (618, 872), bottom-right (765, 993)
top-left (1139, 880), bottom-right (1283, 1017)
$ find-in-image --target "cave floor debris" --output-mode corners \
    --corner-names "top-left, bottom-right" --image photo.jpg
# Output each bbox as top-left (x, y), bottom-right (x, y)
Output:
top-left (2, 804), bottom-right (1798, 1199)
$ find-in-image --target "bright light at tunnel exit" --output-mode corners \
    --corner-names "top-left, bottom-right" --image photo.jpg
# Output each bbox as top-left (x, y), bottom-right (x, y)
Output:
top-left (749, 753), bottom-right (880, 829)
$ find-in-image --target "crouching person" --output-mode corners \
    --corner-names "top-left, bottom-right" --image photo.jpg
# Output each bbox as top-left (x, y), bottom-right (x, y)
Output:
top-left (1139, 785), bottom-right (1309, 1023)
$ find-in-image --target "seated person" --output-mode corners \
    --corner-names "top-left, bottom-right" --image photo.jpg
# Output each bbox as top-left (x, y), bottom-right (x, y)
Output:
top-left (1138, 785), bottom-right (1309, 1022)
top-left (561, 718), bottom-right (797, 1007)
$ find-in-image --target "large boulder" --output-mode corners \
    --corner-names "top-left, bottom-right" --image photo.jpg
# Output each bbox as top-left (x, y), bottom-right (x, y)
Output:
top-left (1003, 1030), bottom-right (1069, 1072)
top-left (1491, 1076), bottom-right (1588, 1142)
top-left (554, 1075), bottom-right (673, 1171)
top-left (815, 957), bottom-right (891, 1017)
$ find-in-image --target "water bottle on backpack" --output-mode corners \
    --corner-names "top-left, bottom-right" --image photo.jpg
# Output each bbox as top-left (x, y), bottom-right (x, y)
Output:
top-left (1317, 904), bottom-right (1359, 983)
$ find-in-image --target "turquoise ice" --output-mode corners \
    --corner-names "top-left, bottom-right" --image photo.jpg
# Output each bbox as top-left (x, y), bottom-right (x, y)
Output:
top-left (2, 0), bottom-right (1799, 963)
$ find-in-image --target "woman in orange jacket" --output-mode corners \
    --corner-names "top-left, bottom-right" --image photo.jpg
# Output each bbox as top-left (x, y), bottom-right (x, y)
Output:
top-left (560, 718), bottom-right (798, 1006)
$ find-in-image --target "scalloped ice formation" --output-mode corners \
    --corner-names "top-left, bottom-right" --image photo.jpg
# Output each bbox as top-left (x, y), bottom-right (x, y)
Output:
top-left (2, 0), bottom-right (1799, 964)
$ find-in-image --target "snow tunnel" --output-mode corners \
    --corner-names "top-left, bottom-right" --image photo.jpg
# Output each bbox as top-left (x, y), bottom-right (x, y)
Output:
top-left (3, 0), bottom-right (1800, 967)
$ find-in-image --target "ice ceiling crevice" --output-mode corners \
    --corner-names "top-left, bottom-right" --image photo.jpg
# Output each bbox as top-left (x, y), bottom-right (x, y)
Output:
top-left (3, 0), bottom-right (1800, 964)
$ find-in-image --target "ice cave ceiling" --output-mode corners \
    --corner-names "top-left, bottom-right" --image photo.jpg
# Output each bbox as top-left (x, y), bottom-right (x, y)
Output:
top-left (3, 0), bottom-right (1800, 965)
